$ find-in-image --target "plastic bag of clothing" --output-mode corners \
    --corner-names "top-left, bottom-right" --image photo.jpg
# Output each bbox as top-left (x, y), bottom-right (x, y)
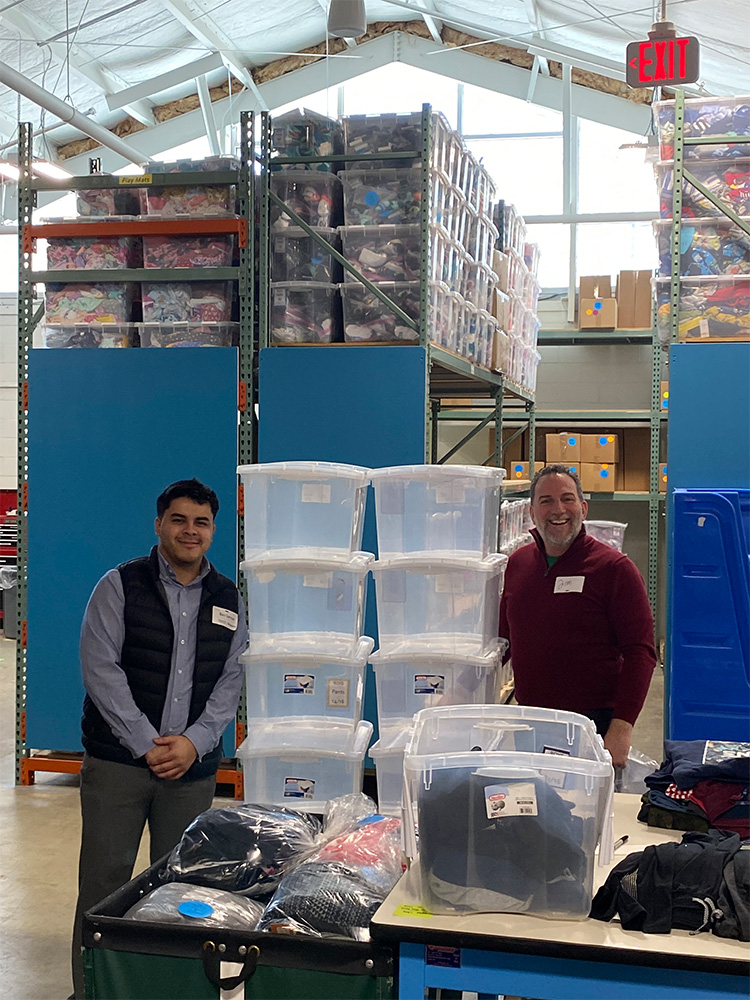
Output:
top-left (319, 792), bottom-right (379, 841)
top-left (615, 748), bottom-right (659, 794)
top-left (124, 882), bottom-right (264, 929)
top-left (258, 815), bottom-right (402, 939)
top-left (162, 804), bottom-right (321, 896)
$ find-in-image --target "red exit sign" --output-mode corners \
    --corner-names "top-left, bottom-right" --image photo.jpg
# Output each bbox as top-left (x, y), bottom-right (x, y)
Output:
top-left (626, 34), bottom-right (700, 87)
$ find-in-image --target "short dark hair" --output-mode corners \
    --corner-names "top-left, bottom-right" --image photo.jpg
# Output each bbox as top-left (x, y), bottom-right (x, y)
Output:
top-left (157, 479), bottom-right (219, 519)
top-left (530, 464), bottom-right (584, 503)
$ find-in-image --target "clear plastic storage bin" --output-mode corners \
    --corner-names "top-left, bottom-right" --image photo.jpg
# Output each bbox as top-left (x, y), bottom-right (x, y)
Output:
top-left (142, 281), bottom-right (233, 323)
top-left (272, 228), bottom-right (341, 283)
top-left (584, 520), bottom-right (628, 551)
top-left (241, 552), bottom-right (374, 655)
top-left (370, 640), bottom-right (506, 742)
top-left (371, 553), bottom-right (508, 655)
top-left (369, 727), bottom-right (413, 817)
top-left (240, 636), bottom-right (373, 735)
top-left (142, 230), bottom-right (235, 269)
top-left (238, 460), bottom-right (370, 560)
top-left (270, 171), bottom-right (343, 229)
top-left (654, 95), bottom-right (750, 161)
top-left (44, 282), bottom-right (136, 325)
top-left (145, 156), bottom-right (239, 216)
top-left (653, 218), bottom-right (750, 277)
top-left (655, 274), bottom-right (750, 343)
top-left (340, 281), bottom-right (420, 343)
top-left (341, 111), bottom-right (424, 169)
top-left (370, 464), bottom-right (506, 560)
top-left (428, 280), bottom-right (454, 350)
top-left (76, 181), bottom-right (142, 217)
top-left (340, 169), bottom-right (422, 226)
top-left (42, 323), bottom-right (134, 348)
top-left (271, 109), bottom-right (343, 171)
top-left (237, 720), bottom-right (372, 813)
top-left (271, 282), bottom-right (341, 344)
top-left (340, 224), bottom-right (420, 283)
top-left (46, 220), bottom-right (142, 270)
top-left (138, 322), bottom-right (235, 347)
top-left (656, 157), bottom-right (750, 220)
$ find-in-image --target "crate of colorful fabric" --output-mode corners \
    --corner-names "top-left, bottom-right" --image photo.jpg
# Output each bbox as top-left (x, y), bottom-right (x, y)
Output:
top-left (524, 241), bottom-right (541, 277)
top-left (445, 131), bottom-right (465, 187)
top-left (76, 179), bottom-right (143, 217)
top-left (271, 227), bottom-right (341, 282)
top-left (655, 157), bottom-right (750, 220)
top-left (655, 274), bottom-right (750, 343)
top-left (141, 281), bottom-right (234, 323)
top-left (464, 261), bottom-right (494, 311)
top-left (145, 156), bottom-right (239, 216)
top-left (653, 218), bottom-right (750, 276)
top-left (138, 322), bottom-right (236, 347)
top-left (271, 281), bottom-right (341, 344)
top-left (45, 218), bottom-right (142, 270)
top-left (271, 109), bottom-right (343, 172)
top-left (340, 224), bottom-right (420, 283)
top-left (654, 95), bottom-right (750, 161)
top-left (340, 280), bottom-right (420, 343)
top-left (444, 184), bottom-right (468, 247)
top-left (523, 270), bottom-right (541, 311)
top-left (340, 168), bottom-right (422, 226)
top-left (431, 168), bottom-right (451, 230)
top-left (142, 229), bottom-right (235, 269)
top-left (42, 323), bottom-right (135, 348)
top-left (44, 282), bottom-right (136, 325)
top-left (428, 280), bottom-right (454, 350)
top-left (341, 111), bottom-right (442, 169)
top-left (271, 170), bottom-right (343, 230)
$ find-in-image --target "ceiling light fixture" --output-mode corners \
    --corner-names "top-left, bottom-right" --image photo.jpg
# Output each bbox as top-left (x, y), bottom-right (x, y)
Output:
top-left (327, 0), bottom-right (367, 39)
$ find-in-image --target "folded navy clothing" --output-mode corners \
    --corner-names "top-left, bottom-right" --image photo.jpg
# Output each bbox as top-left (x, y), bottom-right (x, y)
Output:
top-left (646, 741), bottom-right (750, 791)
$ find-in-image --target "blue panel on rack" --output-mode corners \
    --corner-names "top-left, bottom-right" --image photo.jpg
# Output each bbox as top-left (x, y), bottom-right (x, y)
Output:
top-left (26, 349), bottom-right (239, 753)
top-left (258, 345), bottom-right (428, 750)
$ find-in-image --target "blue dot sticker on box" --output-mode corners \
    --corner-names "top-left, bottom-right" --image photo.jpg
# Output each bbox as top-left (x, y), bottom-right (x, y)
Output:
top-left (600, 467), bottom-right (609, 479)
top-left (599, 436), bottom-right (608, 446)
top-left (178, 900), bottom-right (214, 919)
top-left (568, 436), bottom-right (577, 446)
top-left (364, 189), bottom-right (380, 207)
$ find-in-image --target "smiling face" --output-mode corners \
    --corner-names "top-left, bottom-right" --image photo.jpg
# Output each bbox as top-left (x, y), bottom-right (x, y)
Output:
top-left (530, 472), bottom-right (588, 556)
top-left (155, 496), bottom-right (216, 580)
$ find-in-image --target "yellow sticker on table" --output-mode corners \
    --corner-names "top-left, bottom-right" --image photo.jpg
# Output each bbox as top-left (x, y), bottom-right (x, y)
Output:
top-left (119, 174), bottom-right (151, 184)
top-left (394, 903), bottom-right (433, 918)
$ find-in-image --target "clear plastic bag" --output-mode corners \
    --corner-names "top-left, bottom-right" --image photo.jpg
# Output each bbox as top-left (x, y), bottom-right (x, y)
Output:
top-left (124, 882), bottom-right (264, 929)
top-left (615, 748), bottom-right (660, 794)
top-left (162, 804), bottom-right (321, 896)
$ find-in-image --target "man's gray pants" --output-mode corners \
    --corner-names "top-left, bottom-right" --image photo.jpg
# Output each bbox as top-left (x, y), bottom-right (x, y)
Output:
top-left (71, 754), bottom-right (216, 998)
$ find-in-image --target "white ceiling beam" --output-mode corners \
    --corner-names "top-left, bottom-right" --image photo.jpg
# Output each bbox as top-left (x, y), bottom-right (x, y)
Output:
top-left (411, 0), bottom-right (443, 45)
top-left (159, 0), bottom-right (269, 111)
top-left (106, 52), bottom-right (224, 111)
top-left (196, 74), bottom-right (221, 155)
top-left (523, 0), bottom-right (549, 76)
top-left (0, 6), bottom-right (157, 125)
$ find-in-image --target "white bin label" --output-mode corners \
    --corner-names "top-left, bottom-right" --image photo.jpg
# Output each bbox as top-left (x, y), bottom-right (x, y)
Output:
top-left (304, 572), bottom-right (333, 588)
top-left (327, 678), bottom-right (350, 708)
top-left (435, 574), bottom-right (464, 594)
top-left (273, 288), bottom-right (287, 306)
top-left (301, 483), bottom-right (331, 504)
top-left (484, 781), bottom-right (538, 819)
top-left (284, 777), bottom-right (315, 799)
top-left (414, 674), bottom-right (445, 695)
top-left (284, 673), bottom-right (315, 695)
top-left (434, 484), bottom-right (466, 504)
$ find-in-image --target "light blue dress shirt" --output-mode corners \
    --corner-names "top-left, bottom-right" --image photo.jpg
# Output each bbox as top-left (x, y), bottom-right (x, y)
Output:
top-left (80, 549), bottom-right (247, 760)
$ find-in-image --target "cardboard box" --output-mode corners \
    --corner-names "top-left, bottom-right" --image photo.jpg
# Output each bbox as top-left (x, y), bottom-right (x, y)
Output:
top-left (622, 427), bottom-right (651, 492)
top-left (659, 463), bottom-right (668, 493)
top-left (491, 327), bottom-right (510, 371)
top-left (579, 297), bottom-right (618, 330)
top-left (580, 433), bottom-right (620, 464)
top-left (617, 270), bottom-right (653, 329)
top-left (580, 463), bottom-right (622, 492)
top-left (508, 460), bottom-right (545, 481)
top-left (546, 432), bottom-right (581, 463)
top-left (580, 275), bottom-right (612, 299)
top-left (660, 380), bottom-right (669, 411)
top-left (557, 463), bottom-right (581, 478)
top-left (492, 250), bottom-right (510, 293)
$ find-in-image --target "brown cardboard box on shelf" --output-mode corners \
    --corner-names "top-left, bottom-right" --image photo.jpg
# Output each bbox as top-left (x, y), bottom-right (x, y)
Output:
top-left (616, 270), bottom-right (653, 329)
top-left (580, 432), bottom-right (620, 464)
top-left (660, 380), bottom-right (669, 411)
top-left (580, 463), bottom-right (622, 492)
top-left (492, 250), bottom-right (510, 293)
top-left (579, 276), bottom-right (612, 299)
top-left (546, 432), bottom-right (581, 463)
top-left (508, 460), bottom-right (545, 481)
top-left (659, 463), bottom-right (668, 493)
top-left (622, 427), bottom-right (651, 492)
top-left (491, 328), bottom-right (511, 371)
top-left (579, 297), bottom-right (618, 330)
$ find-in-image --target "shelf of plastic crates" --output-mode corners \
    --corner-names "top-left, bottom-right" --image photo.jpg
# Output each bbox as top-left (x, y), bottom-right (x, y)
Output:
top-left (428, 344), bottom-right (504, 397)
top-left (538, 329), bottom-right (655, 346)
top-left (30, 267), bottom-right (239, 283)
top-left (25, 217), bottom-right (247, 245)
top-left (536, 409), bottom-right (667, 422)
top-left (29, 171), bottom-right (240, 192)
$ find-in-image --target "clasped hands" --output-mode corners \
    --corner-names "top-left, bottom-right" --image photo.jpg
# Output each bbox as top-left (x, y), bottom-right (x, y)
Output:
top-left (144, 734), bottom-right (197, 779)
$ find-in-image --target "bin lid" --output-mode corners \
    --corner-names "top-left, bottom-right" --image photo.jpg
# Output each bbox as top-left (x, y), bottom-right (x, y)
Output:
top-left (237, 460), bottom-right (370, 481)
top-left (237, 719), bottom-right (373, 759)
top-left (370, 637), bottom-right (506, 666)
top-left (372, 552), bottom-right (507, 574)
top-left (370, 464), bottom-right (506, 483)
top-left (241, 635), bottom-right (374, 666)
top-left (240, 551), bottom-right (374, 573)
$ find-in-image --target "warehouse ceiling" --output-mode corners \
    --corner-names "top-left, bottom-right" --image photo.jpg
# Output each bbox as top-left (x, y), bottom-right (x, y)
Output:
top-left (0, 0), bottom-right (747, 165)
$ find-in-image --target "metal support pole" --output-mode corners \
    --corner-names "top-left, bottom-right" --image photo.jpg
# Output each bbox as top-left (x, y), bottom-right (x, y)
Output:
top-left (430, 398), bottom-right (440, 464)
top-left (527, 397), bottom-right (536, 472)
top-left (562, 64), bottom-right (579, 326)
top-left (439, 411), bottom-right (496, 464)
top-left (258, 112), bottom-right (271, 350)
top-left (670, 91), bottom-right (685, 344)
top-left (494, 387), bottom-right (503, 468)
top-left (648, 332), bottom-right (662, 617)
top-left (420, 104), bottom-right (433, 462)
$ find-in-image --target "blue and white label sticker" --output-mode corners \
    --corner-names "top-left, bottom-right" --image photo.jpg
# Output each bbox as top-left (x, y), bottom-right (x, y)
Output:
top-left (284, 777), bottom-right (315, 799)
top-left (284, 673), bottom-right (315, 695)
top-left (484, 781), bottom-right (538, 819)
top-left (414, 674), bottom-right (445, 695)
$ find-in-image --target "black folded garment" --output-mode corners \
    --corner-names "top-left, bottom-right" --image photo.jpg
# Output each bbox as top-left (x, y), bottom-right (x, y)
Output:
top-left (162, 804), bottom-right (321, 896)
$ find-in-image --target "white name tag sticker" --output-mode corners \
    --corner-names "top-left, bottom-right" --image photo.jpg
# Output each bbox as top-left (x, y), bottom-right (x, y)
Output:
top-left (212, 606), bottom-right (238, 630)
top-left (554, 576), bottom-right (585, 594)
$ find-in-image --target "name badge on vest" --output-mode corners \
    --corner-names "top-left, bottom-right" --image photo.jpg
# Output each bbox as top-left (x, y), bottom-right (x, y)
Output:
top-left (212, 606), bottom-right (238, 630)
top-left (554, 576), bottom-right (585, 594)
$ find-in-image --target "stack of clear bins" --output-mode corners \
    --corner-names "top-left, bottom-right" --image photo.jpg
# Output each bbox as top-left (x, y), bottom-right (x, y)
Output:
top-left (402, 705), bottom-right (615, 919)
top-left (368, 465), bottom-right (508, 815)
top-left (236, 461), bottom-right (374, 812)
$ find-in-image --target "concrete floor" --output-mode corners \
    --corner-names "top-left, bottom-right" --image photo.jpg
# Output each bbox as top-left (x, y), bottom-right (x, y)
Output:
top-left (0, 636), bottom-right (666, 1000)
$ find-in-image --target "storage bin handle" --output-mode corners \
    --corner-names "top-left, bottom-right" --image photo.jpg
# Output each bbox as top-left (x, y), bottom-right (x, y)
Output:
top-left (201, 941), bottom-right (260, 989)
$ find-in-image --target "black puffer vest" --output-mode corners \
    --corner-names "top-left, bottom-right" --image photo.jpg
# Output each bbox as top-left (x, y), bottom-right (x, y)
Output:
top-left (81, 546), bottom-right (239, 781)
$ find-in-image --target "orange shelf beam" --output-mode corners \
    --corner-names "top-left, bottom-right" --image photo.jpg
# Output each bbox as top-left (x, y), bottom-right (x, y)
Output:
top-left (25, 217), bottom-right (248, 248)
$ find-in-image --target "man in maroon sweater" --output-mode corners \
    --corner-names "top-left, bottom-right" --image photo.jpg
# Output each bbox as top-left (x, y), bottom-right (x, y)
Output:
top-left (499, 465), bottom-right (656, 768)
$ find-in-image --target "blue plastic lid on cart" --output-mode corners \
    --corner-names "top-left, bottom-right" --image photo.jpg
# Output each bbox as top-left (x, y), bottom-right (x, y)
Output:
top-left (178, 900), bottom-right (214, 919)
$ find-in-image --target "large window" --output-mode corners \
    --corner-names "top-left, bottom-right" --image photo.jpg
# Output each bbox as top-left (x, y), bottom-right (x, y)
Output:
top-left (578, 120), bottom-right (658, 215)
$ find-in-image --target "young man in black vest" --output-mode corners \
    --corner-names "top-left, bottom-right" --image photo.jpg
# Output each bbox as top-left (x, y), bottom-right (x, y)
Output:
top-left (71, 479), bottom-right (247, 998)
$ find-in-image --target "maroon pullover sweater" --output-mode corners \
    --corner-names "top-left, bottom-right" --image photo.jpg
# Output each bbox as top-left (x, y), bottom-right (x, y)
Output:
top-left (498, 527), bottom-right (656, 725)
